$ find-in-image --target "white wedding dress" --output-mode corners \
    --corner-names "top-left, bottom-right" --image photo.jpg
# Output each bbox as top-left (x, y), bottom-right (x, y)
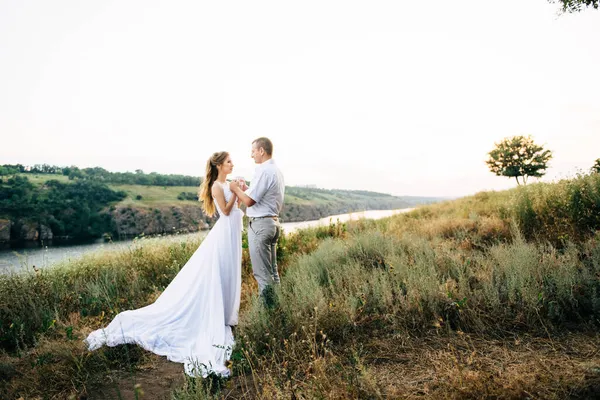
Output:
top-left (84, 181), bottom-right (243, 377)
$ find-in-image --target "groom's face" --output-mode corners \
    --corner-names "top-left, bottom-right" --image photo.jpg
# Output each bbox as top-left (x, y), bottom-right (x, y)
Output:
top-left (251, 143), bottom-right (263, 164)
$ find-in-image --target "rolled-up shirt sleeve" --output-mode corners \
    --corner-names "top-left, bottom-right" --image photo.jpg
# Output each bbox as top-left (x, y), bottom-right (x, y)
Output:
top-left (247, 170), bottom-right (271, 203)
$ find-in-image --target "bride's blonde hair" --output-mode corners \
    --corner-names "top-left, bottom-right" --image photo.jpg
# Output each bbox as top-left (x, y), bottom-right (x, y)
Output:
top-left (199, 151), bottom-right (229, 217)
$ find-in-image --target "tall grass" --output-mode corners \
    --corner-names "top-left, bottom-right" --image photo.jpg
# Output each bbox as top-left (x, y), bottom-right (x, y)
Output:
top-left (2, 173), bottom-right (600, 398)
top-left (233, 231), bottom-right (600, 397)
top-left (230, 173), bottom-right (600, 398)
top-left (512, 172), bottom-right (600, 245)
top-left (240, 229), bottom-right (600, 342)
top-left (0, 222), bottom-right (347, 398)
top-left (0, 235), bottom-right (201, 352)
top-left (395, 172), bottom-right (600, 247)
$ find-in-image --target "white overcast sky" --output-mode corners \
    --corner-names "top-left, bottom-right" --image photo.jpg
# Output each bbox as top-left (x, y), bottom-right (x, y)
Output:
top-left (1, 0), bottom-right (598, 197)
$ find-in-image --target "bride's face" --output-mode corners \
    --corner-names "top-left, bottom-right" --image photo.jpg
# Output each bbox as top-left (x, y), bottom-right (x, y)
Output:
top-left (218, 156), bottom-right (234, 175)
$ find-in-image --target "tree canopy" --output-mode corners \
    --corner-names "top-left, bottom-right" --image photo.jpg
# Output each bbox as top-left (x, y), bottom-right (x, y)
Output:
top-left (550, 0), bottom-right (599, 13)
top-left (0, 164), bottom-right (201, 187)
top-left (486, 136), bottom-right (553, 185)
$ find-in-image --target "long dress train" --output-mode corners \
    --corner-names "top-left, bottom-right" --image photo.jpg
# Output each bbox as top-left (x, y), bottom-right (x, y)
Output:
top-left (84, 181), bottom-right (243, 377)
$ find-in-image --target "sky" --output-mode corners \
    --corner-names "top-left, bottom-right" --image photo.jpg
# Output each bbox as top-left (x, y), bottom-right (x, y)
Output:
top-left (0, 0), bottom-right (598, 197)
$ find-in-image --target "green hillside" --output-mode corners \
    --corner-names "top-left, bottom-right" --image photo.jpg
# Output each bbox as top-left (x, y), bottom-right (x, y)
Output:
top-left (1, 173), bottom-right (440, 245)
top-left (16, 173), bottom-right (437, 208)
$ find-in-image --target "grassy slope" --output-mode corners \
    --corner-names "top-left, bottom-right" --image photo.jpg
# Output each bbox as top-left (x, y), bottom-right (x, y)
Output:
top-left (17, 174), bottom-right (197, 206)
top-left (15, 174), bottom-right (71, 184)
top-left (109, 184), bottom-right (198, 206)
top-left (229, 174), bottom-right (600, 399)
top-left (3, 174), bottom-right (600, 398)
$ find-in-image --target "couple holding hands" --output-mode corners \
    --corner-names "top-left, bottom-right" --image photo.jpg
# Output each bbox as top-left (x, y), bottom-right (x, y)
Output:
top-left (85, 137), bottom-right (285, 377)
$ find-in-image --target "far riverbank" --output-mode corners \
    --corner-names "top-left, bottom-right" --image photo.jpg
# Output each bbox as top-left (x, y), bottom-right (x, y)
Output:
top-left (0, 208), bottom-right (413, 273)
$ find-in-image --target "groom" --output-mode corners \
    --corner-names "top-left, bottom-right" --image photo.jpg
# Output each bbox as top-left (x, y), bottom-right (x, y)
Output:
top-left (230, 137), bottom-right (285, 297)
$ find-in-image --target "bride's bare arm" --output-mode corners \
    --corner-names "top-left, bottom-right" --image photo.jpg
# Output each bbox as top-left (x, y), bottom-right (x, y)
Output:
top-left (211, 184), bottom-right (237, 216)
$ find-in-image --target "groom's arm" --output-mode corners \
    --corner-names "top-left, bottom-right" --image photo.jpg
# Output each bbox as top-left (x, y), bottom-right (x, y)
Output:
top-left (230, 182), bottom-right (256, 207)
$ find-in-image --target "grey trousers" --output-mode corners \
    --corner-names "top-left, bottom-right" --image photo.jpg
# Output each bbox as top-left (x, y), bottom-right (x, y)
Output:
top-left (248, 218), bottom-right (281, 294)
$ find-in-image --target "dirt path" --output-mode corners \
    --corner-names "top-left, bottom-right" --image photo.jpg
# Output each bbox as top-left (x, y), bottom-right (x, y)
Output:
top-left (87, 332), bottom-right (600, 399)
top-left (360, 332), bottom-right (600, 399)
top-left (87, 357), bottom-right (185, 400)
top-left (86, 355), bottom-right (257, 400)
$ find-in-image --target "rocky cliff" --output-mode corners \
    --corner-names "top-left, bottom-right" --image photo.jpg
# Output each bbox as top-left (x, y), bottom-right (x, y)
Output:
top-left (109, 204), bottom-right (212, 240)
top-left (0, 199), bottom-right (415, 246)
top-left (280, 198), bottom-right (413, 222)
top-left (0, 220), bottom-right (11, 243)
top-left (0, 219), bottom-right (54, 245)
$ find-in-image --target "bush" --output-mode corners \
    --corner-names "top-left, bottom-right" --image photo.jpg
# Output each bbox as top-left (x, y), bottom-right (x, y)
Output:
top-left (512, 173), bottom-right (600, 245)
top-left (177, 192), bottom-right (199, 201)
top-left (240, 229), bottom-right (600, 354)
top-left (0, 177), bottom-right (126, 240)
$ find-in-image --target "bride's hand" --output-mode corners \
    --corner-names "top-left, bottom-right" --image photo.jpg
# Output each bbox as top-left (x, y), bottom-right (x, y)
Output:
top-left (233, 176), bottom-right (247, 191)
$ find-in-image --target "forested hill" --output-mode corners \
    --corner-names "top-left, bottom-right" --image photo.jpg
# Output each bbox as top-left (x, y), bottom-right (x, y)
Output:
top-left (282, 186), bottom-right (436, 221)
top-left (0, 165), bottom-right (442, 245)
top-left (0, 164), bottom-right (200, 186)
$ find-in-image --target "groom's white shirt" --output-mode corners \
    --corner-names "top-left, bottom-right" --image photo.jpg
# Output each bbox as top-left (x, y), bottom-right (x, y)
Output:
top-left (246, 159), bottom-right (285, 218)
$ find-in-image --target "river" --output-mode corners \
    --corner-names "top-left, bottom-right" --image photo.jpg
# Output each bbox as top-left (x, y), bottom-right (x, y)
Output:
top-left (0, 208), bottom-right (413, 273)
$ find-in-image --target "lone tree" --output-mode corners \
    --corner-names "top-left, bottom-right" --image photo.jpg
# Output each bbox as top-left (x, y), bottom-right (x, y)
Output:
top-left (549, 0), bottom-right (599, 13)
top-left (486, 135), bottom-right (553, 185)
top-left (592, 159), bottom-right (600, 174)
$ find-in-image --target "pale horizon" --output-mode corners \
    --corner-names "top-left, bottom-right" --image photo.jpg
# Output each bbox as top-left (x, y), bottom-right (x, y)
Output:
top-left (1, 0), bottom-right (599, 198)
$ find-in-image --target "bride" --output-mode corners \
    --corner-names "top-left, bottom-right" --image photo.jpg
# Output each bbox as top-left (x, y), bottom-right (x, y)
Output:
top-left (84, 151), bottom-right (244, 377)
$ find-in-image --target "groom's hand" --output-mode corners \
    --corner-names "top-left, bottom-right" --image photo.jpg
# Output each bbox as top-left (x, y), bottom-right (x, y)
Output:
top-left (230, 180), bottom-right (256, 207)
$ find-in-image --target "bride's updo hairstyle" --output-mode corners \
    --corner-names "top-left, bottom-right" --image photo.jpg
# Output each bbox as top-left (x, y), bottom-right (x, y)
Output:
top-left (199, 151), bottom-right (229, 217)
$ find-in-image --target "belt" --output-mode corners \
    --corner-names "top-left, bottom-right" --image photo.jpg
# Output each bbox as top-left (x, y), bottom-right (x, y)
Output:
top-left (248, 216), bottom-right (278, 221)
